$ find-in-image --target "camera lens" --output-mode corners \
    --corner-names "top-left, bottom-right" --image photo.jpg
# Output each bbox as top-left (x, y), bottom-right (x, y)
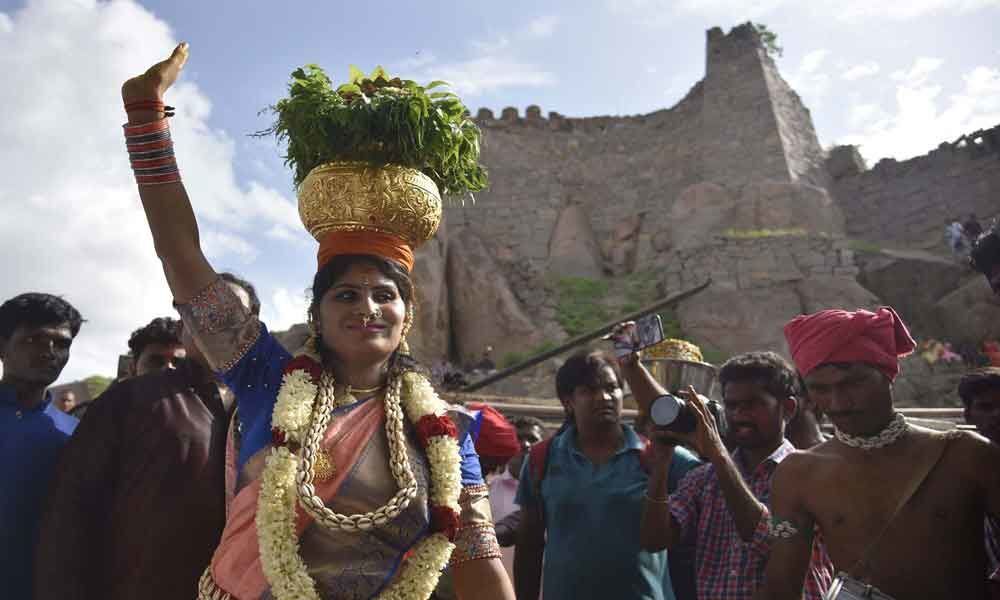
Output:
top-left (650, 394), bottom-right (697, 433)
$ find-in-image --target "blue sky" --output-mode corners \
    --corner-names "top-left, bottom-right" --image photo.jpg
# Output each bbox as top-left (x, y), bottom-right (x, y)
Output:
top-left (0, 0), bottom-right (998, 382)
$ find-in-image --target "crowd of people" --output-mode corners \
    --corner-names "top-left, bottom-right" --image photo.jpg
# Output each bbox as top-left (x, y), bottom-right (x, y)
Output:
top-left (2, 44), bottom-right (1000, 600)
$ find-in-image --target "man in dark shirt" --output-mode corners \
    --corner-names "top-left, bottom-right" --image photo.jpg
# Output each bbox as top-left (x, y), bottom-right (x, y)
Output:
top-left (0, 293), bottom-right (83, 600)
top-left (33, 273), bottom-right (259, 600)
top-left (126, 316), bottom-right (186, 376)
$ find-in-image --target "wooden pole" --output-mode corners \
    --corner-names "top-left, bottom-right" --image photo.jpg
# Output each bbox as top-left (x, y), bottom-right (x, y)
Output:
top-left (461, 279), bottom-right (712, 393)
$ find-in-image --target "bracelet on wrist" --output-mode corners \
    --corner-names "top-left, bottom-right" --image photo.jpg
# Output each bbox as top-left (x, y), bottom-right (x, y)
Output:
top-left (123, 119), bottom-right (181, 186)
top-left (643, 492), bottom-right (670, 504)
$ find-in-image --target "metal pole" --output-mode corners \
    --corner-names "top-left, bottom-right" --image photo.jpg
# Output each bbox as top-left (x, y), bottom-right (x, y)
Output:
top-left (461, 279), bottom-right (712, 393)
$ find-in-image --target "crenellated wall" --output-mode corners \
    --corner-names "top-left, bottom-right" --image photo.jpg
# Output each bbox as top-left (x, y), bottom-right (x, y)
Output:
top-left (830, 125), bottom-right (1000, 251)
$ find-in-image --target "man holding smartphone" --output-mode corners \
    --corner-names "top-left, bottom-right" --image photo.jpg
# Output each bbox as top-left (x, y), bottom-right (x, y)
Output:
top-left (632, 350), bottom-right (833, 600)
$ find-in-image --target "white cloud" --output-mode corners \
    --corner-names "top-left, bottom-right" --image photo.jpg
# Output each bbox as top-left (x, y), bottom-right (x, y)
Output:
top-left (800, 49), bottom-right (830, 74)
top-left (606, 0), bottom-right (1000, 22)
top-left (833, 0), bottom-right (1000, 20)
top-left (0, 0), bottom-right (300, 382)
top-left (839, 59), bottom-right (1000, 162)
top-left (842, 61), bottom-right (881, 81)
top-left (527, 15), bottom-right (560, 38)
top-left (784, 49), bottom-right (832, 107)
top-left (263, 287), bottom-right (310, 331)
top-left (890, 56), bottom-right (944, 84)
top-left (414, 56), bottom-right (554, 96)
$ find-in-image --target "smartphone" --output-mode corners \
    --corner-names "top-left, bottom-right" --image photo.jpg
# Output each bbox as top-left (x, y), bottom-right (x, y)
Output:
top-left (610, 314), bottom-right (665, 358)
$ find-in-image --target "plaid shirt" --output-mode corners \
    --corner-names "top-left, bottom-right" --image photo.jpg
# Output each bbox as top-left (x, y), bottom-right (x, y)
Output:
top-left (668, 439), bottom-right (833, 600)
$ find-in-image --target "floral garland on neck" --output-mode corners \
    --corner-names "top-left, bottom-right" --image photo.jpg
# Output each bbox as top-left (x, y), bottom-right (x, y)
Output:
top-left (255, 351), bottom-right (463, 600)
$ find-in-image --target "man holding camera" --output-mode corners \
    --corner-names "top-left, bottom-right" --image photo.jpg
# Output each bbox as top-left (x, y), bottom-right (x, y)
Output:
top-left (633, 351), bottom-right (833, 600)
top-left (755, 307), bottom-right (1000, 600)
top-left (514, 350), bottom-right (702, 600)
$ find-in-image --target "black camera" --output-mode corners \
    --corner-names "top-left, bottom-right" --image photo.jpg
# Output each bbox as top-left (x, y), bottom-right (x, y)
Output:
top-left (650, 393), bottom-right (727, 437)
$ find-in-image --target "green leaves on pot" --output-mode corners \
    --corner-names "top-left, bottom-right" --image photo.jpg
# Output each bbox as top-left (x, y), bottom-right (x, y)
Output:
top-left (259, 64), bottom-right (487, 197)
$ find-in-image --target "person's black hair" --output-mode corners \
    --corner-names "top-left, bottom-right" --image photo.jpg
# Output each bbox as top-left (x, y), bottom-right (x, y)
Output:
top-left (127, 317), bottom-right (182, 359)
top-left (309, 254), bottom-right (419, 371)
top-left (0, 293), bottom-right (84, 339)
top-left (957, 367), bottom-right (1000, 408)
top-left (970, 219), bottom-right (1000, 275)
top-left (555, 350), bottom-right (621, 400)
top-left (219, 272), bottom-right (262, 317)
top-left (512, 415), bottom-right (545, 431)
top-left (719, 351), bottom-right (801, 400)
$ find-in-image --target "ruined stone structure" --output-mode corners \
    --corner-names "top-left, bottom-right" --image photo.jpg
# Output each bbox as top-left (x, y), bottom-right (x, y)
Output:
top-left (399, 23), bottom-right (999, 406)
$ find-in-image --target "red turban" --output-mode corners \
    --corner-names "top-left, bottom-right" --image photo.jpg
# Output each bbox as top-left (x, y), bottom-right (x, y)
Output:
top-left (467, 403), bottom-right (520, 461)
top-left (783, 307), bottom-right (916, 381)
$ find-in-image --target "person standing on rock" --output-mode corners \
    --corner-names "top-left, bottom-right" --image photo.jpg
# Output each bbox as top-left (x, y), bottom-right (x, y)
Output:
top-left (970, 218), bottom-right (1000, 295)
top-left (754, 307), bottom-right (1000, 600)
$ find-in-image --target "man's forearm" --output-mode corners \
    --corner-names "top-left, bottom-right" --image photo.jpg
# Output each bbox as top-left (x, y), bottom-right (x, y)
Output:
top-left (711, 451), bottom-right (766, 542)
top-left (513, 544), bottom-right (543, 600)
top-left (621, 361), bottom-right (669, 413)
top-left (640, 461), bottom-right (679, 550)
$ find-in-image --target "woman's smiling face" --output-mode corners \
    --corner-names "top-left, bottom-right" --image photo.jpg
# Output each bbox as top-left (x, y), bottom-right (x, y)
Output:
top-left (315, 261), bottom-right (407, 365)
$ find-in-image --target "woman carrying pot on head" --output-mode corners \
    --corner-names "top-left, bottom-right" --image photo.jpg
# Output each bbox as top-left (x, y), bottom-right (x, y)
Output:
top-left (121, 44), bottom-right (513, 600)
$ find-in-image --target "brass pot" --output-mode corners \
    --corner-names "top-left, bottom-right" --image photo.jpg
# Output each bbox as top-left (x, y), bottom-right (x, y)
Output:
top-left (642, 358), bottom-right (720, 400)
top-left (297, 161), bottom-right (442, 247)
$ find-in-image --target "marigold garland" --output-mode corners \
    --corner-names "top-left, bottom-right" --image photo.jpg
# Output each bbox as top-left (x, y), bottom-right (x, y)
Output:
top-left (254, 354), bottom-right (462, 600)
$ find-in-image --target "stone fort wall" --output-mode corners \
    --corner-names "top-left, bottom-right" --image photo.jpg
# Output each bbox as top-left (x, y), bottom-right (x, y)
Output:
top-left (829, 127), bottom-right (1000, 251)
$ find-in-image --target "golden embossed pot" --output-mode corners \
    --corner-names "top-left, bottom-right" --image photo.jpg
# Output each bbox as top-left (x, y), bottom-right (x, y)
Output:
top-left (297, 161), bottom-right (442, 246)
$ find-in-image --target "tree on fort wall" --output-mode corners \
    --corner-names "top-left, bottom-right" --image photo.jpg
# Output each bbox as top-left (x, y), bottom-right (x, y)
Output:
top-left (753, 23), bottom-right (783, 58)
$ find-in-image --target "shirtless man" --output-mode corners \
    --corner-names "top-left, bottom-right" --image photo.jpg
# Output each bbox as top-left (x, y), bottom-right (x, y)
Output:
top-left (755, 307), bottom-right (1000, 600)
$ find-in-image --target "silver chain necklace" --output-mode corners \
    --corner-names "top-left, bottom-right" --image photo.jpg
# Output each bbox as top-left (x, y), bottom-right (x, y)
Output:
top-left (834, 412), bottom-right (909, 450)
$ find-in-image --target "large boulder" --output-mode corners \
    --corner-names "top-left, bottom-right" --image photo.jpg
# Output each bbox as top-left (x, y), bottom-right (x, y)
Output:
top-left (676, 283), bottom-right (802, 357)
top-left (857, 250), bottom-right (969, 338)
top-left (447, 228), bottom-right (547, 367)
top-left (547, 203), bottom-right (605, 277)
top-left (740, 182), bottom-right (844, 235)
top-left (932, 278), bottom-right (1000, 343)
top-left (670, 182), bottom-right (738, 250)
top-left (409, 220), bottom-right (450, 363)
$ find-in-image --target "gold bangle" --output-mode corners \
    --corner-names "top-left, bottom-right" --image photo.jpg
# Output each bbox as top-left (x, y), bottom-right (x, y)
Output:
top-left (644, 492), bottom-right (670, 504)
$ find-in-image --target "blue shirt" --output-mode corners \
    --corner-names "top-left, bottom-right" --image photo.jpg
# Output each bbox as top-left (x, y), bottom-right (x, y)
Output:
top-left (221, 324), bottom-right (483, 484)
top-left (0, 384), bottom-right (77, 599)
top-left (516, 424), bottom-right (701, 600)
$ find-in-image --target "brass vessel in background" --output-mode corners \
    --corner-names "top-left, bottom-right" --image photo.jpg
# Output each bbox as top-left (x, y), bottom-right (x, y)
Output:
top-left (297, 161), bottom-right (442, 246)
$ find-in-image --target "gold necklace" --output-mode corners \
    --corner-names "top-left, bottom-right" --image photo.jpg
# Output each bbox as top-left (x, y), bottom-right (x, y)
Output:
top-left (341, 383), bottom-right (385, 406)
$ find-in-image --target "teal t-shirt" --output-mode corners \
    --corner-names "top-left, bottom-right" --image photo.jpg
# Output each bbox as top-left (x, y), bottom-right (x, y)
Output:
top-left (517, 424), bottom-right (701, 600)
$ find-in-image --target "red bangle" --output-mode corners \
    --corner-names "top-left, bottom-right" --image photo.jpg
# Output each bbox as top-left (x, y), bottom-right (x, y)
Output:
top-left (135, 172), bottom-right (182, 185)
top-left (131, 156), bottom-right (177, 169)
top-left (123, 119), bottom-right (169, 135)
top-left (126, 138), bottom-right (173, 153)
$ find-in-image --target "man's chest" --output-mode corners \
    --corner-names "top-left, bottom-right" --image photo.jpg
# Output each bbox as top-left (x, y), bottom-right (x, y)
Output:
top-left (809, 456), bottom-right (981, 563)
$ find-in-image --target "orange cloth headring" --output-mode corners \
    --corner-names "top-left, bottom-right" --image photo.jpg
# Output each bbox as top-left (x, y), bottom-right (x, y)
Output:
top-left (317, 230), bottom-right (415, 272)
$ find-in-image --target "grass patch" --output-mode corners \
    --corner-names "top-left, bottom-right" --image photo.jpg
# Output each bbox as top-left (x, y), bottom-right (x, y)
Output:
top-left (847, 238), bottom-right (883, 253)
top-left (554, 277), bottom-right (612, 336)
top-left (721, 228), bottom-right (808, 239)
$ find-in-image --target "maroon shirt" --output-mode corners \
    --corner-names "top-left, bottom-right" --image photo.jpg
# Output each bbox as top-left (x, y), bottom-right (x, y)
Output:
top-left (33, 363), bottom-right (230, 600)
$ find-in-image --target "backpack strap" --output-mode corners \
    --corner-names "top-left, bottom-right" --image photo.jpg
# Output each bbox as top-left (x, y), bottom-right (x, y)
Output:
top-left (528, 437), bottom-right (554, 528)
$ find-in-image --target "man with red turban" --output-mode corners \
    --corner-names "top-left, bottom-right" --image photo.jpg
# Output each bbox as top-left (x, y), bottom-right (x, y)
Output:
top-left (753, 307), bottom-right (1000, 600)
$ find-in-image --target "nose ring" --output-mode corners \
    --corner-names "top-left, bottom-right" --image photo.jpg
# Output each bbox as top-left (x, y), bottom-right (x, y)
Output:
top-left (360, 307), bottom-right (383, 327)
